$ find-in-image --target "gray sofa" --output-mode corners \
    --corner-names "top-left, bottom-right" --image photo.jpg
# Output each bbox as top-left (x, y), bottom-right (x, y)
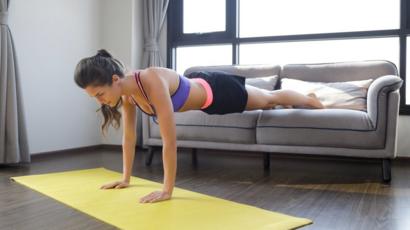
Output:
top-left (142, 61), bottom-right (403, 182)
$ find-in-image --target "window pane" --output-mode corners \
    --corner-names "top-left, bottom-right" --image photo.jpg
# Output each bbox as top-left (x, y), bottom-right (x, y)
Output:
top-left (183, 0), bottom-right (225, 34)
top-left (407, 37), bottom-right (410, 105)
top-left (240, 37), bottom-right (399, 68)
top-left (176, 45), bottom-right (232, 74)
top-left (240, 0), bottom-right (400, 37)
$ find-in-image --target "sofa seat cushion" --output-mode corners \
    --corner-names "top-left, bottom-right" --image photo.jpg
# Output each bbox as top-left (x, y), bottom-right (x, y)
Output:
top-left (149, 110), bottom-right (261, 144)
top-left (256, 109), bottom-right (384, 149)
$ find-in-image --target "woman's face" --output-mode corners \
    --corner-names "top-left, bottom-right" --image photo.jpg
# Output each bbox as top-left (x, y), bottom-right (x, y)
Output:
top-left (85, 75), bottom-right (122, 107)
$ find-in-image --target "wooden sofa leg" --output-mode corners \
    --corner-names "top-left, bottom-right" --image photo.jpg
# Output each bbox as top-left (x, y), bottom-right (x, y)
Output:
top-left (192, 148), bottom-right (198, 167)
top-left (382, 159), bottom-right (391, 183)
top-left (145, 146), bottom-right (155, 166)
top-left (264, 153), bottom-right (270, 171)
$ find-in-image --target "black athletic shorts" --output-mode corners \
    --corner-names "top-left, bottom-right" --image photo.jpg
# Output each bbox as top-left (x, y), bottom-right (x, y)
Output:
top-left (186, 71), bottom-right (248, 115)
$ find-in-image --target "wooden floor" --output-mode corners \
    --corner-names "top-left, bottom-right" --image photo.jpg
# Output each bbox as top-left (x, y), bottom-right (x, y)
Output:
top-left (1, 147), bottom-right (410, 230)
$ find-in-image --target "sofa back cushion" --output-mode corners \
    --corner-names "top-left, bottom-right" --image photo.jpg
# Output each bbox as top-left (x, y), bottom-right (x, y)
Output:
top-left (184, 64), bottom-right (281, 78)
top-left (280, 60), bottom-right (397, 83)
top-left (184, 65), bottom-right (281, 91)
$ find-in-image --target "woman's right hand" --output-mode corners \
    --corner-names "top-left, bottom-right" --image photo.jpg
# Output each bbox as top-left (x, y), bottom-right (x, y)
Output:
top-left (100, 180), bottom-right (130, 189)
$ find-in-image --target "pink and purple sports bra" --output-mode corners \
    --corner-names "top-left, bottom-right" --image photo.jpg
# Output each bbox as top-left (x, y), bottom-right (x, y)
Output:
top-left (129, 71), bottom-right (213, 118)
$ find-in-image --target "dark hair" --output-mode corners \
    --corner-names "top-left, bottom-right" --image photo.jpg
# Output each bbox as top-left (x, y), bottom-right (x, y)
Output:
top-left (74, 49), bottom-right (125, 135)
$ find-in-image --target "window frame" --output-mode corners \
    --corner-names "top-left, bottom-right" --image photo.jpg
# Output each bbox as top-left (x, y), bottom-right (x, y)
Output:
top-left (168, 0), bottom-right (410, 115)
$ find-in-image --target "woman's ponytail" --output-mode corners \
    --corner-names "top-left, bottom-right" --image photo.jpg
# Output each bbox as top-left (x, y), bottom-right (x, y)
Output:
top-left (96, 49), bottom-right (113, 58)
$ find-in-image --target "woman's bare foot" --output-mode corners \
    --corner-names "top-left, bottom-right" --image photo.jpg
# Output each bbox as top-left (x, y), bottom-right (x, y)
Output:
top-left (307, 93), bottom-right (324, 109)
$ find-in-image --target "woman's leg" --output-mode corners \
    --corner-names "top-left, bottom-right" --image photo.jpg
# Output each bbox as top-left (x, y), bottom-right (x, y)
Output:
top-left (244, 85), bottom-right (324, 110)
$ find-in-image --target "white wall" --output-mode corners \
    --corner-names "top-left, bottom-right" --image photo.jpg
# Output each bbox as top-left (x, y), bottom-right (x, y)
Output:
top-left (98, 0), bottom-right (145, 145)
top-left (8, 0), bottom-right (146, 153)
top-left (8, 0), bottom-right (102, 154)
top-left (99, 0), bottom-right (168, 146)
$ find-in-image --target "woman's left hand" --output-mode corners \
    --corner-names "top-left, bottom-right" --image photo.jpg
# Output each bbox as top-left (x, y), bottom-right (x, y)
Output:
top-left (139, 190), bottom-right (172, 203)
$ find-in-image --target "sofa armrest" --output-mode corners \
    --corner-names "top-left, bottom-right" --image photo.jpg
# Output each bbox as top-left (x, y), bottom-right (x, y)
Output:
top-left (367, 75), bottom-right (403, 126)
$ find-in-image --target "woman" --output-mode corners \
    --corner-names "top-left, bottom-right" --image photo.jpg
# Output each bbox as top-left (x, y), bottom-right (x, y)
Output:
top-left (74, 49), bottom-right (323, 203)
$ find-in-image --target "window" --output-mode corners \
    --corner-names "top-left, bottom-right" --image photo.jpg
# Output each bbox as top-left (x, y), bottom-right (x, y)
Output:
top-left (183, 0), bottom-right (226, 34)
top-left (176, 45), bottom-right (232, 74)
top-left (240, 0), bottom-right (400, 37)
top-left (240, 38), bottom-right (399, 66)
top-left (407, 36), bottom-right (410, 105)
top-left (168, 0), bottom-right (409, 114)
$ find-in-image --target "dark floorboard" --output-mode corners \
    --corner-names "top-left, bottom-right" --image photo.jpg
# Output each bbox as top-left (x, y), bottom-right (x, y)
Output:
top-left (1, 147), bottom-right (410, 230)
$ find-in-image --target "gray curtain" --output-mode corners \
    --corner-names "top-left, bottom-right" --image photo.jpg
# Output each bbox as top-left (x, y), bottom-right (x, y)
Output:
top-left (137, 0), bottom-right (169, 146)
top-left (0, 0), bottom-right (30, 164)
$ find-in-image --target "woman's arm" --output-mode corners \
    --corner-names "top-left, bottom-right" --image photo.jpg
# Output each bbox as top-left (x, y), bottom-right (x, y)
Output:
top-left (121, 96), bottom-right (137, 182)
top-left (100, 97), bottom-right (137, 189)
top-left (139, 68), bottom-right (177, 203)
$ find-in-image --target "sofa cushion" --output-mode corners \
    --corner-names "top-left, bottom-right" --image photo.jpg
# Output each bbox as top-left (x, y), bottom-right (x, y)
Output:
top-left (185, 64), bottom-right (281, 78)
top-left (246, 76), bottom-right (278, 91)
top-left (281, 78), bottom-right (373, 111)
top-left (280, 61), bottom-right (398, 82)
top-left (149, 110), bottom-right (261, 144)
top-left (256, 109), bottom-right (385, 149)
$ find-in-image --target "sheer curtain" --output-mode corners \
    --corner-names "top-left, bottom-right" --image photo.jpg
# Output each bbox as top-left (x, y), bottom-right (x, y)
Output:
top-left (0, 0), bottom-right (30, 164)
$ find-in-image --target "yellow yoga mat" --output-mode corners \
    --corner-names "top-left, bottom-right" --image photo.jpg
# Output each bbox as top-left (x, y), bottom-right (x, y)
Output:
top-left (11, 168), bottom-right (312, 230)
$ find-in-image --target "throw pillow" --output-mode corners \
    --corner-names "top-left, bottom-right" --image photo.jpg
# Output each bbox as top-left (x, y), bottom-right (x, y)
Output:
top-left (280, 78), bottom-right (373, 111)
top-left (245, 76), bottom-right (279, 91)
